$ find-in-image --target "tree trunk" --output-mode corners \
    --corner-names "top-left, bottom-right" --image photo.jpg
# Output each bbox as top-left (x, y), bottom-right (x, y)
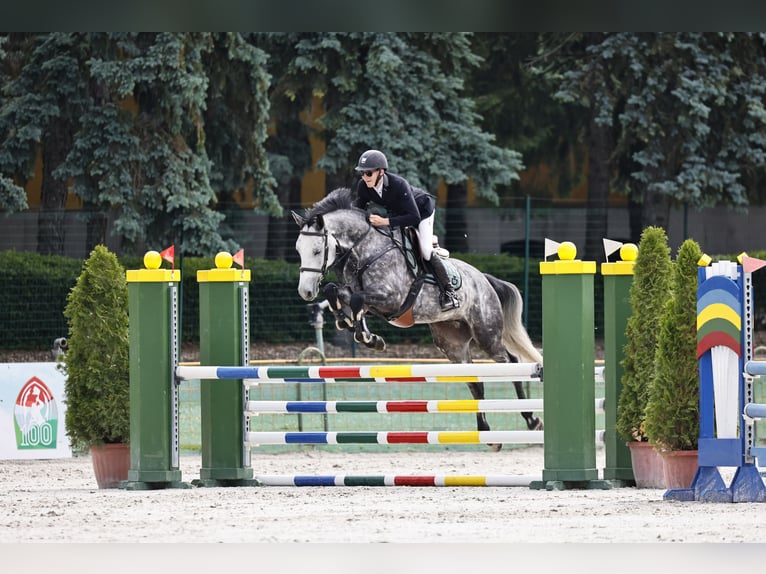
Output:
top-left (37, 119), bottom-right (71, 255)
top-left (585, 116), bottom-right (610, 262)
top-left (444, 183), bottom-right (469, 253)
top-left (627, 187), bottom-right (671, 240)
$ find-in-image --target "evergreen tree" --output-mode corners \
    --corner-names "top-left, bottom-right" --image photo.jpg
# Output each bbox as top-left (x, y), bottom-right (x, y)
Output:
top-left (644, 239), bottom-right (703, 451)
top-left (0, 33), bottom-right (276, 256)
top-left (537, 33), bottom-right (766, 239)
top-left (260, 33), bottom-right (523, 252)
top-left (616, 226), bottom-right (672, 442)
top-left (0, 34), bottom-right (92, 254)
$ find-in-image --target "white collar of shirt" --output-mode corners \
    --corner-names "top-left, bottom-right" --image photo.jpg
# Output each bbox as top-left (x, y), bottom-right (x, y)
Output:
top-left (373, 180), bottom-right (384, 197)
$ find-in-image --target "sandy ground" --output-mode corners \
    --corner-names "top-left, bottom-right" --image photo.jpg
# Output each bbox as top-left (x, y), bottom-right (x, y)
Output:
top-left (2, 444), bottom-right (766, 546)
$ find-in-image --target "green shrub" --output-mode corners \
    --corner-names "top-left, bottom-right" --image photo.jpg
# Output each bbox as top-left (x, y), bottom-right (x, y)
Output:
top-left (61, 246), bottom-right (130, 447)
top-left (616, 226), bottom-right (672, 442)
top-left (644, 239), bottom-right (702, 451)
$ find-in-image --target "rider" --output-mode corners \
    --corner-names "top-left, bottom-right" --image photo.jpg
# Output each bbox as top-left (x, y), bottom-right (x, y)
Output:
top-left (353, 149), bottom-right (460, 310)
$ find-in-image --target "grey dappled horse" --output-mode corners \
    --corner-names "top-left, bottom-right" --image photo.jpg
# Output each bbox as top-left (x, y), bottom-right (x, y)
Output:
top-left (292, 188), bottom-right (543, 447)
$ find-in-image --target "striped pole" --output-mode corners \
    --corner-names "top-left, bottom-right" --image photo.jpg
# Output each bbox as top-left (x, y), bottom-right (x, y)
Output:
top-left (176, 362), bottom-right (542, 383)
top-left (245, 398), bottom-right (605, 414)
top-left (245, 430), bottom-right (605, 445)
top-left (246, 430), bottom-right (544, 445)
top-left (254, 474), bottom-right (541, 487)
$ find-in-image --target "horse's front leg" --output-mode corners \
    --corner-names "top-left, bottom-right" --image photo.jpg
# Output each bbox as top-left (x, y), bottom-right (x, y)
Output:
top-left (349, 293), bottom-right (386, 351)
top-left (324, 283), bottom-right (354, 332)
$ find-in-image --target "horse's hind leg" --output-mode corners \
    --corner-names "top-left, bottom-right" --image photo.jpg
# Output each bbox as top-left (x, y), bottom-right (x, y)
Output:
top-left (430, 322), bottom-right (501, 451)
top-left (467, 381), bottom-right (502, 452)
top-left (473, 324), bottom-right (543, 440)
top-left (513, 381), bottom-right (543, 431)
top-left (466, 381), bottom-right (491, 430)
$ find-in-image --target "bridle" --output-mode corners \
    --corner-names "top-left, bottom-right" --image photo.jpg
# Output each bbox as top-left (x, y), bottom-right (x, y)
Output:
top-left (298, 220), bottom-right (374, 280)
top-left (298, 227), bottom-right (336, 277)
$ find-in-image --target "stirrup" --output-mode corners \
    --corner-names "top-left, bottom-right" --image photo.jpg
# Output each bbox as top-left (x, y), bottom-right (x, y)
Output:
top-left (440, 291), bottom-right (460, 310)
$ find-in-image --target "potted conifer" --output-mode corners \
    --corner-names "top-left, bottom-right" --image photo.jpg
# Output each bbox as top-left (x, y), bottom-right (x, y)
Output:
top-left (61, 245), bottom-right (130, 488)
top-left (644, 238), bottom-right (702, 489)
top-left (616, 226), bottom-right (672, 488)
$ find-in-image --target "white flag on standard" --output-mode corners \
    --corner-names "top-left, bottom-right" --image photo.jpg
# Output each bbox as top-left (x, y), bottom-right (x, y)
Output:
top-left (544, 238), bottom-right (561, 260)
top-left (602, 238), bottom-right (623, 260)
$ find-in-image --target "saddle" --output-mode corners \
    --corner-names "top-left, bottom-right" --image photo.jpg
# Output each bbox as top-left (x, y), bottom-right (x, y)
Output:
top-left (387, 228), bottom-right (461, 328)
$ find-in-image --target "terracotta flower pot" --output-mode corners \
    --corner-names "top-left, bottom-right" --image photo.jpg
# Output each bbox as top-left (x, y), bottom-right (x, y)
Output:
top-left (626, 441), bottom-right (666, 488)
top-left (90, 443), bottom-right (130, 489)
top-left (660, 449), bottom-right (698, 489)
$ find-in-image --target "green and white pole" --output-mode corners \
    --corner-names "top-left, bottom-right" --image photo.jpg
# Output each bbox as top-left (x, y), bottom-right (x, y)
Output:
top-left (124, 251), bottom-right (187, 490)
top-left (531, 241), bottom-right (609, 490)
top-left (601, 243), bottom-right (637, 486)
top-left (194, 252), bottom-right (257, 487)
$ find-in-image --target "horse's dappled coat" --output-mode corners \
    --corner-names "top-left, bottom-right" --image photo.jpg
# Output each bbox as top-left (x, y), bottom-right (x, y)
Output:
top-left (293, 188), bottom-right (543, 446)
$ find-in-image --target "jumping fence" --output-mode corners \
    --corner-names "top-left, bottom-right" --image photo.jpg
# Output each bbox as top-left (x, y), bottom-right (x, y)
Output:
top-left (123, 240), bottom-right (636, 490)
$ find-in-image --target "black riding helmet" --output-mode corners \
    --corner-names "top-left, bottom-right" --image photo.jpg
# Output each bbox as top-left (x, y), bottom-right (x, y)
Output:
top-left (355, 149), bottom-right (388, 172)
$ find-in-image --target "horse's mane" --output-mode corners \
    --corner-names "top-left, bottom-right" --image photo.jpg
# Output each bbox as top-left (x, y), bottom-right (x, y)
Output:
top-left (303, 187), bottom-right (360, 223)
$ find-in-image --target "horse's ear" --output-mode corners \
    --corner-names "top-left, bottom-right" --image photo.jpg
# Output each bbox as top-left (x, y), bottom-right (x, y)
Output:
top-left (315, 214), bottom-right (324, 229)
top-left (291, 210), bottom-right (306, 227)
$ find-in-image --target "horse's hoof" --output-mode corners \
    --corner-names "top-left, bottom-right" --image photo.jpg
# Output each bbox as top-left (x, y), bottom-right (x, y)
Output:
top-left (488, 443), bottom-right (503, 452)
top-left (374, 337), bottom-right (386, 352)
top-left (529, 418), bottom-right (544, 431)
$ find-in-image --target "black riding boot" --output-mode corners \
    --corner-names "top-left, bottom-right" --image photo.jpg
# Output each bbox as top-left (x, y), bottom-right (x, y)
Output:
top-left (430, 254), bottom-right (460, 310)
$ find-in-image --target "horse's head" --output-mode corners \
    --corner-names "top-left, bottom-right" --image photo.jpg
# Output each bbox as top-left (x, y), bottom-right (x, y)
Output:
top-left (292, 211), bottom-right (338, 301)
top-left (292, 188), bottom-right (371, 301)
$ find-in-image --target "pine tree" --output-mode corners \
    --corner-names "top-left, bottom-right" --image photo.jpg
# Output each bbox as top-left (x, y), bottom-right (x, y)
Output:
top-left (0, 33), bottom-right (276, 256)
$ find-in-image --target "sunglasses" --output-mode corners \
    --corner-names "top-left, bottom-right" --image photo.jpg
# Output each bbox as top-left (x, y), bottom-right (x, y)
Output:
top-left (360, 170), bottom-right (376, 178)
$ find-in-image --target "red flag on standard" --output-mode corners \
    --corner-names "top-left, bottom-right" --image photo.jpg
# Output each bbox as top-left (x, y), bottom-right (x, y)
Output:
top-left (743, 255), bottom-right (766, 274)
top-left (232, 249), bottom-right (244, 268)
top-left (159, 245), bottom-right (175, 269)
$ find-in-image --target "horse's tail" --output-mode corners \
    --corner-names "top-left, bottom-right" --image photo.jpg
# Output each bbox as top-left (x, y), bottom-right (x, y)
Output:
top-left (484, 273), bottom-right (543, 364)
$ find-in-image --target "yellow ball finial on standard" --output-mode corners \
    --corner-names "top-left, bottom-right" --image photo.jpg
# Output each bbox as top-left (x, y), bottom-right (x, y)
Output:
top-left (215, 251), bottom-right (233, 269)
top-left (558, 241), bottom-right (577, 261)
top-left (619, 243), bottom-right (638, 262)
top-left (144, 250), bottom-right (162, 269)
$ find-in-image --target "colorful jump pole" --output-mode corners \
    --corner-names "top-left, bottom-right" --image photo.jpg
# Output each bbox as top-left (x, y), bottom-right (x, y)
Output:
top-left (123, 251), bottom-right (187, 490)
top-left (531, 240), bottom-right (609, 490)
top-left (194, 252), bottom-right (257, 487)
top-left (601, 242), bottom-right (637, 486)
